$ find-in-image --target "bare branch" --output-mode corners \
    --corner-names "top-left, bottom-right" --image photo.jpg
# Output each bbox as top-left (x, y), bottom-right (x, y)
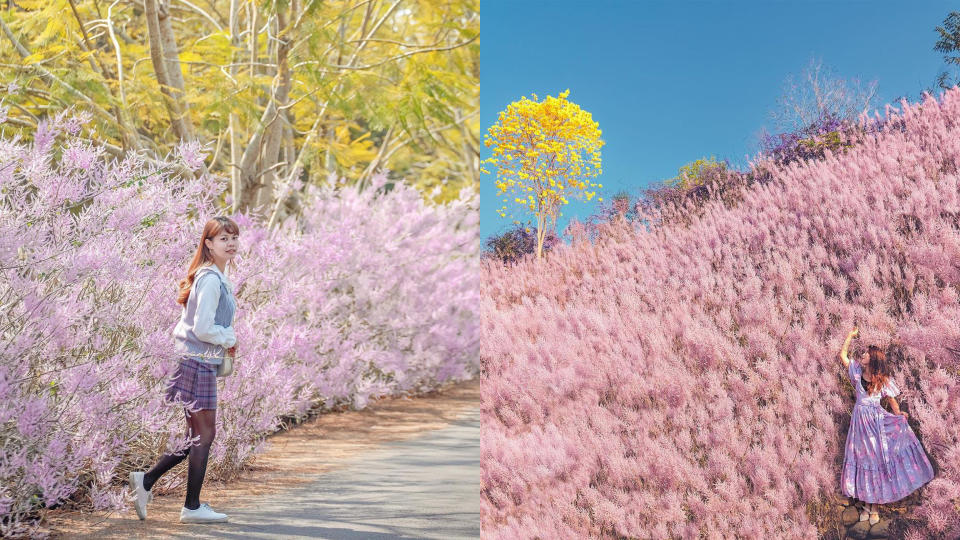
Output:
top-left (346, 37), bottom-right (447, 48)
top-left (67, 0), bottom-right (111, 76)
top-left (171, 0), bottom-right (223, 32)
top-left (771, 57), bottom-right (879, 131)
top-left (0, 14), bottom-right (131, 135)
top-left (345, 0), bottom-right (403, 67)
top-left (266, 116), bottom-right (321, 230)
top-left (357, 125), bottom-right (394, 188)
top-left (324, 34), bottom-right (479, 71)
top-left (106, 0), bottom-right (127, 111)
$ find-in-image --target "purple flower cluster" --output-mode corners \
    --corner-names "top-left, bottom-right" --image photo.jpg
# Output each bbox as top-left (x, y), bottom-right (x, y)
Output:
top-left (0, 116), bottom-right (478, 535)
top-left (759, 112), bottom-right (855, 166)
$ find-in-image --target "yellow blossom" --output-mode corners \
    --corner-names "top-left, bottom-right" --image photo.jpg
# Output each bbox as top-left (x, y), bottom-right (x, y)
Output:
top-left (482, 88), bottom-right (604, 258)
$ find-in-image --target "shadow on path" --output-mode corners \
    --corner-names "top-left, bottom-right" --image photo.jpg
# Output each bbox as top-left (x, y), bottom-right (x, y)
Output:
top-left (43, 380), bottom-right (480, 540)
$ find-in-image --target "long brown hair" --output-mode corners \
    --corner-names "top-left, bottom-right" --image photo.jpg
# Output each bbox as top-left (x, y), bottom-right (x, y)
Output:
top-left (863, 345), bottom-right (891, 396)
top-left (177, 216), bottom-right (240, 306)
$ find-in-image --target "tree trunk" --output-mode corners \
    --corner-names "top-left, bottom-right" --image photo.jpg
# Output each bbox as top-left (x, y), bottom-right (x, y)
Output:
top-left (460, 113), bottom-right (480, 185)
top-left (255, 8), bottom-right (292, 209)
top-left (143, 0), bottom-right (192, 142)
top-left (157, 2), bottom-right (187, 95)
top-left (249, 4), bottom-right (259, 104)
top-left (228, 0), bottom-right (241, 212)
top-left (536, 212), bottom-right (545, 259)
top-left (237, 5), bottom-right (294, 213)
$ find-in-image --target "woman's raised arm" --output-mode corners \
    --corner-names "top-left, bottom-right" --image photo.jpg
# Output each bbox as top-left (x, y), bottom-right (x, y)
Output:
top-left (839, 327), bottom-right (858, 368)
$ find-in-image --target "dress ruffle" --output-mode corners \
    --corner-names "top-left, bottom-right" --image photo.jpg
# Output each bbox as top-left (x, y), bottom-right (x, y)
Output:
top-left (841, 360), bottom-right (934, 503)
top-left (842, 429), bottom-right (935, 503)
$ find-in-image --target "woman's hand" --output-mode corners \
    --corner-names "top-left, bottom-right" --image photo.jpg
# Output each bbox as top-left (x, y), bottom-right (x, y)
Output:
top-left (226, 344), bottom-right (237, 357)
top-left (840, 327), bottom-right (858, 367)
top-left (899, 411), bottom-right (909, 418)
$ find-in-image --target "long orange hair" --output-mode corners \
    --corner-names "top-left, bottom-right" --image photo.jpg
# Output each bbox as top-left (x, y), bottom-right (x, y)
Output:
top-left (177, 216), bottom-right (240, 306)
top-left (863, 345), bottom-right (891, 396)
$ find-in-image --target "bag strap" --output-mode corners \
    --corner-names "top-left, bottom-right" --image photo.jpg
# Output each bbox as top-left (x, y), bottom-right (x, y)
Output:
top-left (195, 266), bottom-right (225, 290)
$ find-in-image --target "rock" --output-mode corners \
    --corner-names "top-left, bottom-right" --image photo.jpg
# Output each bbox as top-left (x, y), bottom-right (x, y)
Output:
top-left (868, 518), bottom-right (890, 539)
top-left (846, 520), bottom-right (871, 540)
top-left (841, 505), bottom-right (860, 526)
top-left (837, 495), bottom-right (852, 506)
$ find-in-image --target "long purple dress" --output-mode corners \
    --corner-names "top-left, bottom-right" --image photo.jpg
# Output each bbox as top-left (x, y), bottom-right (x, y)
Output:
top-left (841, 360), bottom-right (934, 503)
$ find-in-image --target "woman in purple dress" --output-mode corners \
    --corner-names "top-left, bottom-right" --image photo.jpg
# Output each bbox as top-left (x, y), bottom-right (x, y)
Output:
top-left (838, 327), bottom-right (934, 525)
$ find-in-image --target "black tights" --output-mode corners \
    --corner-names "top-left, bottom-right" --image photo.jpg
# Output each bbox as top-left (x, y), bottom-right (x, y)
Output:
top-left (142, 408), bottom-right (216, 511)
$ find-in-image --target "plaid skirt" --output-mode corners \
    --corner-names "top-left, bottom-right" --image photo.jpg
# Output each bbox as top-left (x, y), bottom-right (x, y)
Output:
top-left (165, 357), bottom-right (218, 410)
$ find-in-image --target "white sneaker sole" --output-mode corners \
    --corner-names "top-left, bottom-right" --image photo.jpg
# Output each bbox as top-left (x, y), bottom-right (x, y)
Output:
top-left (129, 472), bottom-right (147, 520)
top-left (180, 515), bottom-right (229, 524)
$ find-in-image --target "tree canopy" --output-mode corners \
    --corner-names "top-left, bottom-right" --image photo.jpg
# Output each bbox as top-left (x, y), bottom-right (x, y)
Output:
top-left (935, 11), bottom-right (960, 90)
top-left (482, 89), bottom-right (603, 259)
top-left (0, 0), bottom-right (479, 219)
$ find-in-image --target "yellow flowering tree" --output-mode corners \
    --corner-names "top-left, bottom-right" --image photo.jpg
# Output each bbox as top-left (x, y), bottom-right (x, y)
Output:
top-left (482, 89), bottom-right (604, 259)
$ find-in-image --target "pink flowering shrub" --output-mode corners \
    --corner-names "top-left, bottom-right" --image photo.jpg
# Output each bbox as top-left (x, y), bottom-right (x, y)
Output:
top-left (0, 114), bottom-right (478, 536)
top-left (482, 88), bottom-right (960, 539)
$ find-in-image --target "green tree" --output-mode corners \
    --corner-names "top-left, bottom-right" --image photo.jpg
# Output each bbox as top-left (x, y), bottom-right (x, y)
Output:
top-left (0, 0), bottom-right (478, 221)
top-left (935, 11), bottom-right (960, 90)
top-left (667, 156), bottom-right (728, 190)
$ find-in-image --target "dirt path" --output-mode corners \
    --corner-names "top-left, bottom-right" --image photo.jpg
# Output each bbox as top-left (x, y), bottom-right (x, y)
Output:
top-left (41, 378), bottom-right (480, 539)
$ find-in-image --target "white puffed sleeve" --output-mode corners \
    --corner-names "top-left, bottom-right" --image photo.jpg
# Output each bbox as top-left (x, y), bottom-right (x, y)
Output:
top-left (883, 378), bottom-right (900, 398)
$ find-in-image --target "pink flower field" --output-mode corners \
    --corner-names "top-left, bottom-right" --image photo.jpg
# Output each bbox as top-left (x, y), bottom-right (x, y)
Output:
top-left (481, 88), bottom-right (960, 538)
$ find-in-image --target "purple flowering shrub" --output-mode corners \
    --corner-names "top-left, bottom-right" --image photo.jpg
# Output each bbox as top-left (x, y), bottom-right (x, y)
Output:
top-left (0, 115), bottom-right (478, 536)
top-left (483, 224), bottom-right (560, 265)
top-left (759, 112), bottom-right (857, 166)
top-left (586, 191), bottom-right (641, 225)
top-left (481, 89), bottom-right (960, 538)
top-left (634, 113), bottom-right (889, 232)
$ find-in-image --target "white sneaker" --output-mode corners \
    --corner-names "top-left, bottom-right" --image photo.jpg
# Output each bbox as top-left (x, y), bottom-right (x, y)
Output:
top-left (180, 502), bottom-right (229, 523)
top-left (129, 471), bottom-right (153, 520)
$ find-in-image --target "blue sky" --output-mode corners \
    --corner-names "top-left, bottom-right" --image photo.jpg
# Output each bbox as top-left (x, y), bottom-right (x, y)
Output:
top-left (480, 0), bottom-right (956, 242)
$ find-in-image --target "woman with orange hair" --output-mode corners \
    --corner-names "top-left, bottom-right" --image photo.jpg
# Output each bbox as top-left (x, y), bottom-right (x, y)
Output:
top-left (129, 216), bottom-right (240, 523)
